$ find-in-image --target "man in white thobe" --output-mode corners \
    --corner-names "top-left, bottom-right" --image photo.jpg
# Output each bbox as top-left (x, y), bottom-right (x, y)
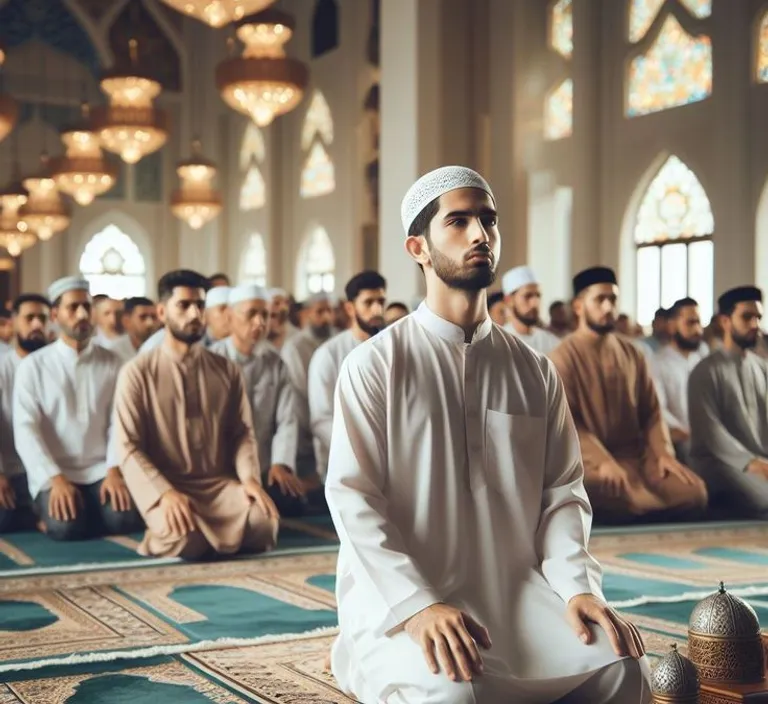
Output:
top-left (308, 271), bottom-right (386, 479)
top-left (108, 296), bottom-right (158, 364)
top-left (689, 286), bottom-right (768, 519)
top-left (501, 266), bottom-right (561, 355)
top-left (266, 288), bottom-right (300, 350)
top-left (326, 166), bottom-right (650, 704)
top-left (0, 308), bottom-right (13, 354)
top-left (92, 295), bottom-right (125, 349)
top-left (210, 284), bottom-right (305, 516)
top-left (650, 297), bottom-right (706, 464)
top-left (0, 294), bottom-right (50, 532)
top-left (13, 277), bottom-right (141, 541)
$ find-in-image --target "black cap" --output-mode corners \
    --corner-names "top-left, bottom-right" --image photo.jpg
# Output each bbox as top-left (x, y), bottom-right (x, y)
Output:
top-left (717, 286), bottom-right (762, 315)
top-left (572, 266), bottom-right (617, 297)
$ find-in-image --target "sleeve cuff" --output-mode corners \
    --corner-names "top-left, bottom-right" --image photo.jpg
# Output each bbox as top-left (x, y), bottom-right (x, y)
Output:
top-left (381, 589), bottom-right (441, 638)
top-left (135, 473), bottom-right (173, 514)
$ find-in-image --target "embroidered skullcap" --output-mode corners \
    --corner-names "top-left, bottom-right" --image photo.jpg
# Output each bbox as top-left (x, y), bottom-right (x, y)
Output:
top-left (572, 266), bottom-right (617, 297)
top-left (205, 286), bottom-right (231, 307)
top-left (502, 266), bottom-right (538, 296)
top-left (718, 286), bottom-right (763, 315)
top-left (401, 165), bottom-right (495, 237)
top-left (229, 284), bottom-right (268, 306)
top-left (266, 287), bottom-right (288, 302)
top-left (48, 276), bottom-right (89, 303)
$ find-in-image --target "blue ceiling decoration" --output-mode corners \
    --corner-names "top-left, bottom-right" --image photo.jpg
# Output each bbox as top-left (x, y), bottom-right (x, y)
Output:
top-left (0, 0), bottom-right (102, 77)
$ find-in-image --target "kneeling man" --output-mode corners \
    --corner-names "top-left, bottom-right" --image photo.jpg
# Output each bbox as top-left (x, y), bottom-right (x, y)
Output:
top-left (114, 270), bottom-right (279, 560)
top-left (326, 167), bottom-right (650, 704)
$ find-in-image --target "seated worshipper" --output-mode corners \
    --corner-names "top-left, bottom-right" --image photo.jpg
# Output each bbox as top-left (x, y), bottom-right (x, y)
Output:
top-left (333, 298), bottom-right (351, 330)
top-left (210, 284), bottom-right (303, 517)
top-left (0, 294), bottom-right (51, 532)
top-left (0, 307), bottom-right (11, 354)
top-left (501, 265), bottom-right (561, 355)
top-left (640, 308), bottom-right (670, 354)
top-left (266, 288), bottom-right (299, 350)
top-left (384, 301), bottom-right (409, 326)
top-left (114, 270), bottom-right (279, 560)
top-left (550, 267), bottom-right (707, 523)
top-left (209, 272), bottom-right (230, 288)
top-left (92, 295), bottom-right (125, 349)
top-left (486, 290), bottom-right (508, 326)
top-left (309, 270), bottom-right (386, 479)
top-left (548, 299), bottom-right (571, 338)
top-left (650, 297), bottom-right (707, 464)
top-left (327, 166), bottom-right (650, 704)
top-left (688, 286), bottom-right (768, 519)
top-left (281, 292), bottom-right (334, 482)
top-left (13, 277), bottom-right (141, 541)
top-left (108, 297), bottom-right (157, 364)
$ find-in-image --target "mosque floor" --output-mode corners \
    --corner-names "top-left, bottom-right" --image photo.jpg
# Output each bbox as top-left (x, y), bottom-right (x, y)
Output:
top-left (0, 518), bottom-right (764, 702)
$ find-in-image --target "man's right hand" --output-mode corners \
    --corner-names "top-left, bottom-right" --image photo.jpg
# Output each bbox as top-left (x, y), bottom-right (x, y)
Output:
top-left (0, 475), bottom-right (15, 510)
top-left (159, 489), bottom-right (197, 536)
top-left (747, 458), bottom-right (768, 480)
top-left (596, 461), bottom-right (630, 498)
top-left (404, 603), bottom-right (492, 682)
top-left (49, 475), bottom-right (81, 521)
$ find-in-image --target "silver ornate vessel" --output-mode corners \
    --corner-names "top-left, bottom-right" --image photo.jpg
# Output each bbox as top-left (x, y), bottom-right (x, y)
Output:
top-left (652, 643), bottom-right (700, 703)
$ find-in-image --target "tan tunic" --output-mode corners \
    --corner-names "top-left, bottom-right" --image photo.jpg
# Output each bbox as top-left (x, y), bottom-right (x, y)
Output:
top-left (113, 344), bottom-right (277, 558)
top-left (550, 331), bottom-right (707, 519)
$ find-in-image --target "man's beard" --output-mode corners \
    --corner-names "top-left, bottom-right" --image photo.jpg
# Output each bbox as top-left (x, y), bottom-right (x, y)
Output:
top-left (431, 244), bottom-right (496, 291)
top-left (733, 330), bottom-right (759, 350)
top-left (512, 305), bottom-right (539, 328)
top-left (168, 320), bottom-right (206, 344)
top-left (586, 313), bottom-right (614, 335)
top-left (17, 332), bottom-right (47, 353)
top-left (61, 321), bottom-right (92, 342)
top-left (357, 314), bottom-right (385, 337)
top-left (675, 332), bottom-right (701, 351)
top-left (310, 324), bottom-right (332, 340)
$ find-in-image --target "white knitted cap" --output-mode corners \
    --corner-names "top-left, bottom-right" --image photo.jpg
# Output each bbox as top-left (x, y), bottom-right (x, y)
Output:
top-left (400, 165), bottom-right (495, 237)
top-left (502, 266), bottom-right (538, 295)
top-left (48, 276), bottom-right (89, 303)
top-left (266, 287), bottom-right (288, 302)
top-left (229, 284), bottom-right (268, 306)
top-left (205, 286), bottom-right (230, 307)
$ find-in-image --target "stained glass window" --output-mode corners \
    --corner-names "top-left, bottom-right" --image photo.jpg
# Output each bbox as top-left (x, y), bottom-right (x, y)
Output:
top-left (239, 123), bottom-right (265, 171)
top-left (757, 11), bottom-right (768, 83)
top-left (300, 142), bottom-right (336, 198)
top-left (634, 155), bottom-right (714, 326)
top-left (301, 91), bottom-right (334, 151)
top-left (240, 166), bottom-right (266, 211)
top-left (240, 233), bottom-right (268, 286)
top-left (79, 225), bottom-right (147, 298)
top-left (301, 226), bottom-right (335, 298)
top-left (627, 15), bottom-right (712, 117)
top-left (544, 79), bottom-right (573, 141)
top-left (549, 0), bottom-right (573, 58)
top-left (628, 0), bottom-right (711, 43)
top-left (680, 0), bottom-right (712, 20)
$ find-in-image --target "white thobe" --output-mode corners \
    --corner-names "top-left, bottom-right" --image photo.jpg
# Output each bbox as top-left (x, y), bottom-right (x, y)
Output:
top-left (327, 304), bottom-right (623, 703)
top-left (308, 329), bottom-right (360, 479)
top-left (504, 324), bottom-right (561, 355)
top-left (139, 328), bottom-right (165, 354)
top-left (0, 350), bottom-right (24, 478)
top-left (0, 341), bottom-right (10, 356)
top-left (210, 337), bottom-right (298, 473)
top-left (103, 334), bottom-right (139, 364)
top-left (13, 340), bottom-right (121, 499)
top-left (650, 345), bottom-right (706, 433)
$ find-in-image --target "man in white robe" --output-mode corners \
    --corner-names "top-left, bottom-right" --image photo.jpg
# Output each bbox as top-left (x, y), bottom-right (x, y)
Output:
top-left (308, 271), bottom-right (386, 479)
top-left (92, 295), bottom-right (125, 349)
top-left (689, 286), bottom-right (768, 518)
top-left (13, 277), bottom-right (141, 541)
top-left (501, 266), bottom-right (560, 355)
top-left (266, 288), bottom-right (300, 350)
top-left (326, 166), bottom-right (649, 703)
top-left (0, 294), bottom-right (50, 532)
top-left (210, 284), bottom-right (305, 516)
top-left (108, 296), bottom-right (158, 364)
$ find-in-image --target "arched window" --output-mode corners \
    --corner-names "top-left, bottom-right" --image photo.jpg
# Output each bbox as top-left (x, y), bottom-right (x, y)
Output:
top-left (312, 0), bottom-right (339, 58)
top-left (629, 0), bottom-right (712, 43)
top-left (79, 225), bottom-right (147, 299)
top-left (634, 155), bottom-right (714, 326)
top-left (549, 0), bottom-right (573, 58)
top-left (240, 166), bottom-right (266, 211)
top-left (756, 10), bottom-right (768, 83)
top-left (239, 233), bottom-right (268, 286)
top-left (544, 0), bottom-right (573, 141)
top-left (301, 91), bottom-right (334, 151)
top-left (298, 226), bottom-right (335, 299)
top-left (300, 143), bottom-right (335, 199)
top-left (300, 90), bottom-right (336, 198)
top-left (240, 123), bottom-right (265, 171)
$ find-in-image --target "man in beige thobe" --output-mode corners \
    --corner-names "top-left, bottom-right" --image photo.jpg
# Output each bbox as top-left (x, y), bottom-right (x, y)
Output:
top-left (114, 269), bottom-right (279, 560)
top-left (550, 267), bottom-right (708, 523)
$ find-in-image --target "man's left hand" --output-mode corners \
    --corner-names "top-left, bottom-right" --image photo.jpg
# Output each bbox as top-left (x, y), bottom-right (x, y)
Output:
top-left (566, 594), bottom-right (645, 658)
top-left (650, 455), bottom-right (699, 486)
top-left (267, 464), bottom-right (306, 498)
top-left (100, 467), bottom-right (133, 512)
top-left (242, 478), bottom-right (280, 521)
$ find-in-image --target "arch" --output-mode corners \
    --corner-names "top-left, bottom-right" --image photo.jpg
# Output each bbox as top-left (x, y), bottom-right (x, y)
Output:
top-left (548, 0), bottom-right (573, 59)
top-left (543, 78), bottom-right (573, 141)
top-left (628, 0), bottom-right (712, 43)
top-left (239, 233), bottom-right (268, 286)
top-left (756, 9), bottom-right (768, 83)
top-left (301, 91), bottom-right (334, 151)
top-left (300, 142), bottom-right (335, 199)
top-left (79, 224), bottom-right (147, 299)
top-left (311, 0), bottom-right (340, 58)
top-left (295, 225), bottom-right (335, 300)
top-left (240, 166), bottom-right (266, 211)
top-left (240, 122), bottom-right (265, 171)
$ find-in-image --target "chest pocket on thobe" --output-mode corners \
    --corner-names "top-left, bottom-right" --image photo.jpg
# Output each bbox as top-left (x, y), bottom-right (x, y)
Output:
top-left (483, 409), bottom-right (545, 499)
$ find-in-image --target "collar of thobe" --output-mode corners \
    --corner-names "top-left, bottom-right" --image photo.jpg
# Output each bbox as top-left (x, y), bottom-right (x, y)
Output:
top-left (54, 337), bottom-right (95, 362)
top-left (161, 340), bottom-right (203, 365)
top-left (413, 301), bottom-right (492, 345)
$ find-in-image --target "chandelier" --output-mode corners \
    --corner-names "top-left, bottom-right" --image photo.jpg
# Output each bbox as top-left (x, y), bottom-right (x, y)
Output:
top-left (0, 41), bottom-right (17, 145)
top-left (158, 0), bottom-right (276, 28)
top-left (0, 256), bottom-right (15, 271)
top-left (18, 155), bottom-right (71, 241)
top-left (170, 140), bottom-right (222, 229)
top-left (0, 168), bottom-right (36, 257)
top-left (216, 9), bottom-right (308, 127)
top-left (91, 39), bottom-right (168, 164)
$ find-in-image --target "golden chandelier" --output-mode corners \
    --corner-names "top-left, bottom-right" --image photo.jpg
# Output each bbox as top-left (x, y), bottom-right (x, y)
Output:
top-left (18, 154), bottom-right (71, 242)
top-left (216, 9), bottom-right (308, 127)
top-left (0, 167), bottom-right (36, 258)
top-left (0, 40), bottom-right (18, 145)
top-left (158, 0), bottom-right (276, 28)
top-left (171, 140), bottom-right (222, 230)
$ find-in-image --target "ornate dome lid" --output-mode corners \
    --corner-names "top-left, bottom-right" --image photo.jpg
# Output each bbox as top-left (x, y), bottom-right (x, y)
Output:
top-left (689, 582), bottom-right (760, 637)
top-left (651, 644), bottom-right (700, 697)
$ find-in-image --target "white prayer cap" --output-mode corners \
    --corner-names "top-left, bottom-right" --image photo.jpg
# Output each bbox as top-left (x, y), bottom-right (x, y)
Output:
top-left (502, 266), bottom-right (538, 296)
top-left (266, 287), bottom-right (288, 302)
top-left (305, 292), bottom-right (331, 306)
top-left (228, 283), bottom-right (268, 306)
top-left (205, 286), bottom-right (231, 307)
top-left (400, 165), bottom-right (495, 237)
top-left (48, 276), bottom-right (89, 303)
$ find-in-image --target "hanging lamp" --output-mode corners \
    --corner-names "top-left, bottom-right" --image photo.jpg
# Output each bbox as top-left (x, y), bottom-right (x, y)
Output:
top-left (0, 164), bottom-right (36, 257)
top-left (18, 153), bottom-right (71, 242)
top-left (0, 40), bottom-right (18, 145)
top-left (158, 0), bottom-right (276, 29)
top-left (92, 39), bottom-right (168, 164)
top-left (216, 9), bottom-right (308, 127)
top-left (170, 139), bottom-right (222, 229)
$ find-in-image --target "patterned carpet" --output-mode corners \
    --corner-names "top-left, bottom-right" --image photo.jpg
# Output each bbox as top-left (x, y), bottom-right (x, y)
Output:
top-left (0, 519), bottom-right (765, 702)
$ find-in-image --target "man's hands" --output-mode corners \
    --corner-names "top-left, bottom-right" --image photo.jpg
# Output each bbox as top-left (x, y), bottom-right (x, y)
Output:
top-left (669, 428), bottom-right (690, 445)
top-left (566, 594), bottom-right (645, 658)
top-left (243, 478), bottom-right (280, 521)
top-left (648, 455), bottom-right (700, 487)
top-left (100, 467), bottom-right (133, 512)
top-left (49, 474), bottom-right (82, 521)
top-left (595, 461), bottom-right (630, 498)
top-left (0, 475), bottom-right (15, 510)
top-left (267, 464), bottom-right (306, 499)
top-left (159, 488), bottom-right (196, 536)
top-left (747, 458), bottom-right (768, 480)
top-left (404, 603), bottom-right (492, 682)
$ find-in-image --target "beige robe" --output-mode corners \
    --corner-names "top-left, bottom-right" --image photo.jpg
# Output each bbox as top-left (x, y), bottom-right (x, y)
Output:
top-left (113, 344), bottom-right (277, 558)
top-left (550, 331), bottom-right (707, 520)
